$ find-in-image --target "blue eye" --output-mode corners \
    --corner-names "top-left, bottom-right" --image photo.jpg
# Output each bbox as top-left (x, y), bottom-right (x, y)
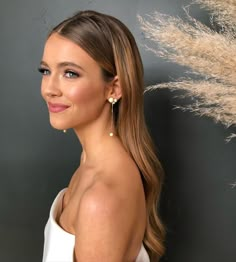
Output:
top-left (65, 70), bottom-right (79, 78)
top-left (38, 67), bottom-right (50, 75)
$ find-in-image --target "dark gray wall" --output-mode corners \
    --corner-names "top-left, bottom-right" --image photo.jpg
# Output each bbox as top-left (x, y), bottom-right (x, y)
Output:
top-left (0, 1), bottom-right (235, 261)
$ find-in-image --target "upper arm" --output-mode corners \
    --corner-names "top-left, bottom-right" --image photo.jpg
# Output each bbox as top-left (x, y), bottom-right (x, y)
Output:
top-left (73, 184), bottom-right (133, 262)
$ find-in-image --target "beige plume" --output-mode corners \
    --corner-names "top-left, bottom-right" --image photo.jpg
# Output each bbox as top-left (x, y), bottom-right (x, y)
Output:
top-left (139, 1), bottom-right (236, 141)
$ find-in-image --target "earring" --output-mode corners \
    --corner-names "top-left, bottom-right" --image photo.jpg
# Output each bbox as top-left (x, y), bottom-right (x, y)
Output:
top-left (63, 129), bottom-right (67, 133)
top-left (108, 97), bottom-right (117, 136)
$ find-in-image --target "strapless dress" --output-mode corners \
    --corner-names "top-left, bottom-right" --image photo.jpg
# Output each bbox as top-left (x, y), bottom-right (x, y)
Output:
top-left (42, 188), bottom-right (150, 262)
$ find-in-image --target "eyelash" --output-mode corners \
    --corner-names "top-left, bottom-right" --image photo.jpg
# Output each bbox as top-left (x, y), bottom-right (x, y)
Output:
top-left (37, 67), bottom-right (80, 78)
top-left (38, 67), bottom-right (50, 75)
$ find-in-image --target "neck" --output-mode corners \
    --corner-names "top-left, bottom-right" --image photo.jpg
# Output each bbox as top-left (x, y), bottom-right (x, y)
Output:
top-left (73, 116), bottom-right (119, 166)
top-left (79, 134), bottom-right (121, 166)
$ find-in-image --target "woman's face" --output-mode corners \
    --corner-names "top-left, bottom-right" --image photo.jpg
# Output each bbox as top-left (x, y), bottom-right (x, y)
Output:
top-left (40, 33), bottom-right (109, 131)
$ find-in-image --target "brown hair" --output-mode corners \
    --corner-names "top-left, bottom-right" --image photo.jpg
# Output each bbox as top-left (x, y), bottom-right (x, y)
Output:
top-left (48, 10), bottom-right (165, 260)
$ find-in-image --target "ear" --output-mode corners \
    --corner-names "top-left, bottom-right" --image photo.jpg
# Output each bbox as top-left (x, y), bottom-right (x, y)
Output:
top-left (106, 76), bottom-right (122, 101)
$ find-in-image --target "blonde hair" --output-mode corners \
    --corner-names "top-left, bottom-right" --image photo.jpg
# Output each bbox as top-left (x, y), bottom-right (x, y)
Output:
top-left (49, 10), bottom-right (165, 260)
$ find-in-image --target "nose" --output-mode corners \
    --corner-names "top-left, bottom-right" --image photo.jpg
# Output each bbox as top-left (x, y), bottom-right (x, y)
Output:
top-left (41, 74), bottom-right (62, 98)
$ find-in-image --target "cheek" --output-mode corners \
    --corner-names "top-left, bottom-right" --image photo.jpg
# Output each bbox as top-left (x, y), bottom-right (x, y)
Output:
top-left (66, 83), bottom-right (107, 122)
top-left (66, 85), bottom-right (93, 105)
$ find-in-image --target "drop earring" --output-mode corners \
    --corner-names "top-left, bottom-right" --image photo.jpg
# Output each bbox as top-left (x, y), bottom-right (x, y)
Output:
top-left (108, 97), bottom-right (117, 136)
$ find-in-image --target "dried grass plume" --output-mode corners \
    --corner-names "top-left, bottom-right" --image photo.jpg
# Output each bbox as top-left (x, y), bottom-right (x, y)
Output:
top-left (139, 0), bottom-right (236, 141)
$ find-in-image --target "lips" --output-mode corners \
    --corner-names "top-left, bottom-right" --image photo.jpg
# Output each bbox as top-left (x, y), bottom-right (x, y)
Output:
top-left (48, 102), bottom-right (70, 113)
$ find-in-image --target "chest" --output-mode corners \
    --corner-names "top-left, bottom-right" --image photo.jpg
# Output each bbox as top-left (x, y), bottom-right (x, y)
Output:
top-left (58, 168), bottom-right (96, 234)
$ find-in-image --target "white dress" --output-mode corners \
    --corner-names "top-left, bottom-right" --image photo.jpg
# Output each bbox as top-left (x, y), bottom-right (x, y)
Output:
top-left (42, 189), bottom-right (150, 262)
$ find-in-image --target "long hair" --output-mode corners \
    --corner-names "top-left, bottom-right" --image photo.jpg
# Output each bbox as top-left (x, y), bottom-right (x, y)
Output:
top-left (48, 10), bottom-right (165, 260)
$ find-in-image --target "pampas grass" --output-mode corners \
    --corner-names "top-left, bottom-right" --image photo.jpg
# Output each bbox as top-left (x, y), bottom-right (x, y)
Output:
top-left (195, 0), bottom-right (236, 34)
top-left (139, 0), bottom-right (236, 141)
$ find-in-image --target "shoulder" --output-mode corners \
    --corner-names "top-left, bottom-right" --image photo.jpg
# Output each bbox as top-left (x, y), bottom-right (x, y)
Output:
top-left (73, 181), bottom-right (133, 261)
top-left (77, 149), bottom-right (145, 220)
top-left (78, 181), bottom-right (122, 219)
top-left (75, 152), bottom-right (145, 228)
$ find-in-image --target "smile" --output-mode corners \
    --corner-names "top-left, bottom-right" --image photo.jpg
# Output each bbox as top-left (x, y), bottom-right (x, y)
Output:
top-left (48, 102), bottom-right (70, 113)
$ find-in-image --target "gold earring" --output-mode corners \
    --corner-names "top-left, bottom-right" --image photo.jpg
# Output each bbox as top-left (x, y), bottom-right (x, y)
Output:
top-left (108, 97), bottom-right (117, 136)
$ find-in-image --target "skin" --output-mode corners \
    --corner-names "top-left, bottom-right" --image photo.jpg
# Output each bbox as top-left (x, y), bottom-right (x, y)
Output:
top-left (40, 33), bottom-right (147, 262)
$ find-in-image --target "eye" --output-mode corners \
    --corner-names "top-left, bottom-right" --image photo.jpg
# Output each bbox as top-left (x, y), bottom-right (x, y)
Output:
top-left (38, 67), bottom-right (50, 75)
top-left (64, 70), bottom-right (79, 78)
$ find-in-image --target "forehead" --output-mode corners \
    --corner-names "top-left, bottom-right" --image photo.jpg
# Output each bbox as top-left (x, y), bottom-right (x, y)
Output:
top-left (43, 33), bottom-right (98, 68)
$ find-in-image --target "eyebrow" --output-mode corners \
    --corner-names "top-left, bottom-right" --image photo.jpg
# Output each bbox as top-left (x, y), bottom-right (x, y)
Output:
top-left (40, 61), bottom-right (85, 71)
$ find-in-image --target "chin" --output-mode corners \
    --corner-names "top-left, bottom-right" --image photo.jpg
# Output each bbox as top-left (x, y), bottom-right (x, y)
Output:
top-left (49, 118), bottom-right (70, 131)
top-left (50, 124), bottom-right (68, 131)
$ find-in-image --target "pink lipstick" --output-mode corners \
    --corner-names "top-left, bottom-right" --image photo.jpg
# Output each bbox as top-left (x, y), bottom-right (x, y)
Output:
top-left (48, 102), bottom-right (70, 113)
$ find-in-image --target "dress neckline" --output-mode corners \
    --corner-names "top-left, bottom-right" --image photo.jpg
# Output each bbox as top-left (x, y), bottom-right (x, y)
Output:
top-left (50, 188), bottom-right (74, 237)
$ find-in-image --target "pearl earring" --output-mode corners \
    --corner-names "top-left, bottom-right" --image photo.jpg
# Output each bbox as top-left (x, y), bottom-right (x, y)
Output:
top-left (63, 130), bottom-right (67, 133)
top-left (108, 97), bottom-right (117, 136)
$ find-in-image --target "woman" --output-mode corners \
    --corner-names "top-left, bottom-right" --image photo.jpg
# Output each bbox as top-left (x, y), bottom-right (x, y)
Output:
top-left (39, 10), bottom-right (165, 262)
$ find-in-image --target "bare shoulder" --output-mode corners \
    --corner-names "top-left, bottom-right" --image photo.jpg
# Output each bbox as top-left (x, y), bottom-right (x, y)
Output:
top-left (78, 181), bottom-right (123, 220)
top-left (72, 144), bottom-right (147, 261)
top-left (76, 174), bottom-right (137, 231)
top-left (77, 151), bottom-right (145, 219)
top-left (73, 158), bottom-right (146, 261)
top-left (74, 182), bottom-right (133, 261)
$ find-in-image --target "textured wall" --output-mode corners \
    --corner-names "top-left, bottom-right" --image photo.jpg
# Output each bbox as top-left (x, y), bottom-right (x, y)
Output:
top-left (0, 0), bottom-right (235, 261)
